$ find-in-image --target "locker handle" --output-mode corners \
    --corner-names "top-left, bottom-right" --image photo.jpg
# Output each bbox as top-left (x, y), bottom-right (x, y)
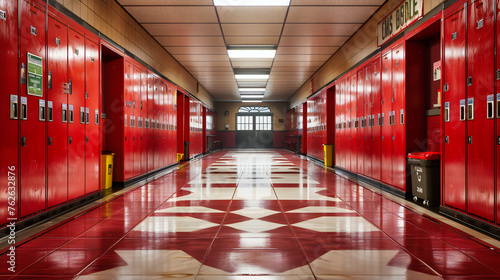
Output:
top-left (496, 70), bottom-right (500, 81)
top-left (21, 137), bottom-right (26, 147)
top-left (467, 77), bottom-right (472, 86)
top-left (460, 105), bottom-right (465, 121)
top-left (86, 136), bottom-right (88, 143)
top-left (48, 71), bottom-right (52, 90)
top-left (39, 102), bottom-right (46, 122)
top-left (21, 104), bottom-right (27, 120)
top-left (86, 111), bottom-right (90, 124)
top-left (69, 137), bottom-right (72, 144)
top-left (48, 107), bottom-right (53, 122)
top-left (487, 101), bottom-right (494, 119)
top-left (69, 109), bottom-right (74, 123)
top-left (69, 79), bottom-right (72, 95)
top-left (400, 109), bottom-right (404, 125)
top-left (468, 136), bottom-right (472, 144)
top-left (10, 95), bottom-right (18, 120)
top-left (497, 99), bottom-right (500, 118)
top-left (48, 137), bottom-right (52, 146)
top-left (498, 137), bottom-right (500, 145)
top-left (445, 136), bottom-right (449, 143)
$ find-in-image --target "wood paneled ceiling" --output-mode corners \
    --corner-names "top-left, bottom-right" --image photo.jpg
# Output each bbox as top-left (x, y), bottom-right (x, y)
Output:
top-left (118, 0), bottom-right (385, 101)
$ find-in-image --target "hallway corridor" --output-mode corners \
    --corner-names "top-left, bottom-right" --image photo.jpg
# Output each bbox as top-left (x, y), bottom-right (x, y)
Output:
top-left (2, 150), bottom-right (500, 279)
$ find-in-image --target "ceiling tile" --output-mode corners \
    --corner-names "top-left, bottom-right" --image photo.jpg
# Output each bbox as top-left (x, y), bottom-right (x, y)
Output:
top-left (287, 6), bottom-right (379, 23)
top-left (279, 36), bottom-right (349, 47)
top-left (185, 66), bottom-right (233, 72)
top-left (273, 61), bottom-right (325, 67)
top-left (224, 36), bottom-right (279, 45)
top-left (143, 24), bottom-right (221, 36)
top-left (222, 24), bottom-right (283, 36)
top-left (126, 6), bottom-right (218, 23)
top-left (217, 7), bottom-right (288, 23)
top-left (291, 0), bottom-right (384, 5)
top-left (275, 54), bottom-right (331, 62)
top-left (158, 36), bottom-right (225, 47)
top-left (282, 23), bottom-right (361, 36)
top-left (166, 47), bottom-right (228, 55)
top-left (173, 55), bottom-right (229, 62)
top-left (180, 61), bottom-right (231, 67)
top-left (119, 0), bottom-right (213, 5)
top-left (276, 46), bottom-right (338, 55)
top-left (272, 66), bottom-right (319, 72)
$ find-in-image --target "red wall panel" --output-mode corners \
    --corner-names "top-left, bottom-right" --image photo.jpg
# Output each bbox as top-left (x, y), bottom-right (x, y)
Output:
top-left (381, 51), bottom-right (393, 185)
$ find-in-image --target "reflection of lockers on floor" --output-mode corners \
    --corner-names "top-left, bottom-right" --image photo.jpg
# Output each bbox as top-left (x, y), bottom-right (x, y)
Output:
top-left (442, 0), bottom-right (496, 222)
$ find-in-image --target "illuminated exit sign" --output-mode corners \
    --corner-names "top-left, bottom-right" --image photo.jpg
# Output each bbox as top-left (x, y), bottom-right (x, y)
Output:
top-left (377, 0), bottom-right (423, 46)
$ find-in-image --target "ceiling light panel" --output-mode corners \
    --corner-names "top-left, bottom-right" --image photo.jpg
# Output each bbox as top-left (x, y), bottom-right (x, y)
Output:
top-left (228, 49), bottom-right (276, 58)
top-left (239, 88), bottom-right (266, 91)
top-left (241, 95), bottom-right (264, 98)
top-left (214, 0), bottom-right (290, 6)
top-left (242, 100), bottom-right (263, 103)
top-left (235, 74), bottom-right (270, 80)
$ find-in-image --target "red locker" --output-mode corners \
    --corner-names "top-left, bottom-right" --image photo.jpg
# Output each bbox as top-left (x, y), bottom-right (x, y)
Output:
top-left (392, 43), bottom-right (406, 191)
top-left (140, 70), bottom-right (148, 174)
top-left (123, 61), bottom-right (134, 179)
top-left (20, 1), bottom-right (47, 217)
top-left (147, 74), bottom-right (155, 171)
top-left (0, 0), bottom-right (19, 224)
top-left (357, 68), bottom-right (364, 175)
top-left (443, 9), bottom-right (467, 211)
top-left (176, 91), bottom-right (185, 157)
top-left (47, 16), bottom-right (68, 207)
top-left (344, 76), bottom-right (350, 170)
top-left (67, 28), bottom-right (86, 200)
top-left (153, 78), bottom-right (160, 169)
top-left (497, 1), bottom-right (500, 223)
top-left (364, 63), bottom-right (372, 178)
top-left (203, 107), bottom-right (207, 153)
top-left (371, 56), bottom-right (382, 181)
top-left (466, 0), bottom-right (495, 221)
top-left (381, 51), bottom-right (393, 185)
top-left (159, 81), bottom-right (165, 168)
top-left (350, 73), bottom-right (357, 173)
top-left (133, 66), bottom-right (141, 176)
top-left (85, 38), bottom-right (100, 194)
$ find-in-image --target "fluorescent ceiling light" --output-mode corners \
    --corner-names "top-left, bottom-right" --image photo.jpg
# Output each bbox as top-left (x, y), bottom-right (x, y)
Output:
top-left (235, 74), bottom-right (270, 80)
top-left (214, 0), bottom-right (290, 6)
top-left (242, 100), bottom-right (263, 103)
top-left (241, 95), bottom-right (264, 98)
top-left (228, 49), bottom-right (276, 59)
top-left (239, 88), bottom-right (266, 92)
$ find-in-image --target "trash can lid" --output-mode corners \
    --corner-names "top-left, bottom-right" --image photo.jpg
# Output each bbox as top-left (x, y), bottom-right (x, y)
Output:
top-left (407, 152), bottom-right (440, 160)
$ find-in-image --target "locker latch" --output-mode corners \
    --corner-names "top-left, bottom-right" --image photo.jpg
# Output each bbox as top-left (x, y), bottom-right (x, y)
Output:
top-left (467, 77), bottom-right (472, 86)
top-left (69, 79), bottom-right (72, 95)
top-left (30, 26), bottom-right (37, 36)
top-left (497, 70), bottom-right (500, 81)
top-left (85, 92), bottom-right (88, 99)
top-left (498, 137), bottom-right (500, 145)
top-left (444, 83), bottom-right (449, 92)
top-left (69, 137), bottom-right (72, 144)
top-left (48, 137), bottom-right (52, 146)
top-left (392, 135), bottom-right (395, 141)
top-left (86, 136), bottom-right (89, 143)
top-left (445, 136), bottom-right (449, 143)
top-left (468, 136), bottom-right (472, 144)
top-left (48, 71), bottom-right (52, 89)
top-left (21, 137), bottom-right (26, 146)
top-left (9, 95), bottom-right (18, 120)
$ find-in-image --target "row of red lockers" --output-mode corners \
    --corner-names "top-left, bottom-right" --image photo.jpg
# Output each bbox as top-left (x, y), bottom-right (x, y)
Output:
top-left (285, 0), bottom-right (500, 226)
top-left (0, 0), bottom-right (215, 227)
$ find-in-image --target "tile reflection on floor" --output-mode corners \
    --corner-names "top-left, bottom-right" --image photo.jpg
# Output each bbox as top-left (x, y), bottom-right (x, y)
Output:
top-left (2, 150), bottom-right (500, 279)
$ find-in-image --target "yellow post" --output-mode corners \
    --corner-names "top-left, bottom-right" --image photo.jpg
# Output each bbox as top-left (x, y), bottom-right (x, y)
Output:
top-left (177, 153), bottom-right (184, 163)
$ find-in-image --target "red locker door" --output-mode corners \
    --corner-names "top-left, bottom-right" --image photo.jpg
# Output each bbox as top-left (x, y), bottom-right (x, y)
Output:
top-left (392, 43), bottom-right (406, 191)
top-left (364, 63), bottom-right (372, 178)
top-left (344, 77), bottom-right (351, 170)
top-left (0, 0), bottom-right (19, 223)
top-left (140, 70), bottom-right (148, 174)
top-left (497, 0), bottom-right (500, 223)
top-left (47, 16), bottom-right (68, 207)
top-left (335, 83), bottom-right (341, 167)
top-left (381, 51), bottom-right (393, 185)
top-left (85, 38), bottom-right (100, 194)
top-left (466, 0), bottom-right (495, 221)
top-left (357, 68), bottom-right (364, 175)
top-left (350, 74), bottom-right (357, 173)
top-left (153, 78), bottom-right (160, 169)
top-left (68, 29), bottom-right (86, 199)
top-left (133, 66), bottom-right (141, 176)
top-left (20, 1), bottom-right (46, 217)
top-left (123, 61), bottom-right (134, 180)
top-left (443, 9), bottom-right (467, 211)
top-left (340, 79), bottom-right (345, 169)
top-left (147, 74), bottom-right (155, 171)
top-left (159, 82), bottom-right (165, 168)
top-left (371, 57), bottom-right (382, 181)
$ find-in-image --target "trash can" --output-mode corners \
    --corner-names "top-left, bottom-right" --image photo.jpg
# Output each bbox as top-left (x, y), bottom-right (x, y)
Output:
top-left (101, 152), bottom-right (115, 190)
top-left (323, 144), bottom-right (334, 168)
top-left (407, 152), bottom-right (440, 206)
top-left (177, 153), bottom-right (184, 163)
top-left (184, 141), bottom-right (190, 160)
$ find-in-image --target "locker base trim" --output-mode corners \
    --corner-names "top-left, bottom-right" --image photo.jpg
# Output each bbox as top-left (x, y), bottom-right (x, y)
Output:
top-left (114, 162), bottom-right (180, 187)
top-left (440, 206), bottom-right (500, 240)
top-left (334, 166), bottom-right (408, 199)
top-left (0, 191), bottom-right (101, 239)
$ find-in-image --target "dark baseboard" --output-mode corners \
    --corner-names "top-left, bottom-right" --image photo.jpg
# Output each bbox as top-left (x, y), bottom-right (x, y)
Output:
top-left (440, 206), bottom-right (500, 240)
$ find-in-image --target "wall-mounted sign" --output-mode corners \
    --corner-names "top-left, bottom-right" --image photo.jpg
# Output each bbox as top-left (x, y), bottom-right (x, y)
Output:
top-left (27, 53), bottom-right (43, 97)
top-left (377, 0), bottom-right (423, 46)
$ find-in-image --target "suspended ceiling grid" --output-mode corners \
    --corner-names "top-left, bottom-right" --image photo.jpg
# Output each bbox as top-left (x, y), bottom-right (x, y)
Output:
top-left (117, 0), bottom-right (385, 101)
